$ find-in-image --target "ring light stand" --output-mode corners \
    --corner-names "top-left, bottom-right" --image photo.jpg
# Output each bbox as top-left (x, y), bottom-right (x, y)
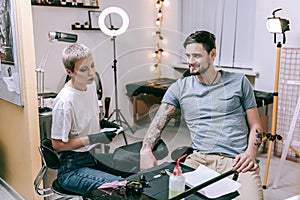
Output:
top-left (98, 7), bottom-right (133, 133)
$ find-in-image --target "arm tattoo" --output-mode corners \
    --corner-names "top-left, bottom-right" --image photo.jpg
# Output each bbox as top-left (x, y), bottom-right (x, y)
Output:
top-left (254, 129), bottom-right (263, 147)
top-left (142, 103), bottom-right (178, 150)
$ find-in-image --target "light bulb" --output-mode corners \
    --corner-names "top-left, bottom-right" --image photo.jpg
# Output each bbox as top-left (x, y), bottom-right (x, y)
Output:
top-left (157, 10), bottom-right (162, 18)
top-left (156, 19), bottom-right (161, 26)
top-left (163, 0), bottom-right (169, 6)
top-left (155, 1), bottom-right (160, 8)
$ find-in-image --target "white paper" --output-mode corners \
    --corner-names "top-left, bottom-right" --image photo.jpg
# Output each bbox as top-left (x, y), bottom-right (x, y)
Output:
top-left (100, 128), bottom-right (117, 132)
top-left (100, 127), bottom-right (124, 135)
top-left (183, 164), bottom-right (241, 199)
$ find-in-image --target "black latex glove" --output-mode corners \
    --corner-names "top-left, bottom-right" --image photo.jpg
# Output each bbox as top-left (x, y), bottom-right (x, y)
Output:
top-left (100, 119), bottom-right (120, 129)
top-left (88, 131), bottom-right (117, 144)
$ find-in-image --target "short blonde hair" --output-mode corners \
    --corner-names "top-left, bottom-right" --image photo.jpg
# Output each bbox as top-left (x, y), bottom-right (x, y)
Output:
top-left (62, 43), bottom-right (92, 72)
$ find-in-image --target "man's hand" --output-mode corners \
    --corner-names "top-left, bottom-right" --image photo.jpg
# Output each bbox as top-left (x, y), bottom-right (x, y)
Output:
top-left (140, 149), bottom-right (158, 171)
top-left (88, 131), bottom-right (116, 144)
top-left (140, 103), bottom-right (177, 171)
top-left (233, 150), bottom-right (258, 173)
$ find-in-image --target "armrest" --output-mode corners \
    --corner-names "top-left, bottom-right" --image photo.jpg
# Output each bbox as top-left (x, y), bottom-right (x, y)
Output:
top-left (171, 146), bottom-right (193, 162)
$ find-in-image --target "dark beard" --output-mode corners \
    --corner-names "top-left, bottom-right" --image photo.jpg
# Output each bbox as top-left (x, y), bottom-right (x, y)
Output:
top-left (189, 71), bottom-right (200, 75)
top-left (189, 62), bottom-right (210, 76)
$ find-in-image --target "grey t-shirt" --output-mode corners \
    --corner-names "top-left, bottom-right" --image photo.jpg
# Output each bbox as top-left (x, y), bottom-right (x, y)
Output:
top-left (162, 70), bottom-right (257, 158)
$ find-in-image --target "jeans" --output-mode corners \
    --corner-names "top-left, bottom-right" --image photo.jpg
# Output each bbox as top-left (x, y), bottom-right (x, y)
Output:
top-left (57, 150), bottom-right (122, 195)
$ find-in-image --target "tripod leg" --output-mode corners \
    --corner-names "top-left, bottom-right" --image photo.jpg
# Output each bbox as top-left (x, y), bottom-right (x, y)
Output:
top-left (108, 108), bottom-right (134, 134)
top-left (263, 94), bottom-right (278, 189)
top-left (117, 109), bottom-right (134, 133)
top-left (120, 130), bottom-right (128, 145)
top-left (107, 109), bottom-right (116, 121)
top-left (263, 42), bottom-right (282, 189)
top-left (107, 36), bottom-right (134, 134)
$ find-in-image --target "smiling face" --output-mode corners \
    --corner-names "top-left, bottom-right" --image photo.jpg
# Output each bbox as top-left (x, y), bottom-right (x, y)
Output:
top-left (67, 55), bottom-right (96, 91)
top-left (185, 43), bottom-right (216, 75)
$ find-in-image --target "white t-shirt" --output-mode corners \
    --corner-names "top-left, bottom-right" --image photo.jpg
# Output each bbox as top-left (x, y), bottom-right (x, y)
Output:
top-left (51, 82), bottom-right (100, 152)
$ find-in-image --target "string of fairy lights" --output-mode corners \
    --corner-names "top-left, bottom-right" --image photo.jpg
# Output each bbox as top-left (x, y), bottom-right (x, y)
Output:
top-left (152, 0), bottom-right (169, 78)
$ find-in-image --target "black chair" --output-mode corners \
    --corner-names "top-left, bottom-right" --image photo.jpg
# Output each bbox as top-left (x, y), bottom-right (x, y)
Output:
top-left (34, 138), bottom-right (82, 199)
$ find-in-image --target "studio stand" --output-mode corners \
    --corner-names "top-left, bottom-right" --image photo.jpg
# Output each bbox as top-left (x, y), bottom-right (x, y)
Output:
top-left (262, 37), bottom-right (300, 189)
top-left (107, 36), bottom-right (134, 133)
top-left (262, 41), bottom-right (283, 189)
top-left (36, 43), bottom-right (52, 113)
top-left (98, 7), bottom-right (133, 133)
top-left (262, 9), bottom-right (296, 189)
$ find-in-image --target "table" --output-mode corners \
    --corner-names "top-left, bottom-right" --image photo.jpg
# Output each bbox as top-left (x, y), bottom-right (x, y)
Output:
top-left (126, 78), bottom-right (274, 128)
top-left (126, 78), bottom-right (177, 128)
top-left (83, 162), bottom-right (239, 200)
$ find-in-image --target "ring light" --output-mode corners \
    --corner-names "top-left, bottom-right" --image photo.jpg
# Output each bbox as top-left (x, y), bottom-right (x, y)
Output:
top-left (98, 7), bottom-right (129, 36)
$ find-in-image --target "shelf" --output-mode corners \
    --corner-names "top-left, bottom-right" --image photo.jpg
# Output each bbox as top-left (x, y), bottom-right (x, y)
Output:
top-left (31, 2), bottom-right (99, 9)
top-left (71, 24), bottom-right (100, 31)
top-left (172, 63), bottom-right (258, 77)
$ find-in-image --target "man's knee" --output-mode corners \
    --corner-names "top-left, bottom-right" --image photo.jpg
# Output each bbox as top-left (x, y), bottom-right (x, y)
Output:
top-left (235, 169), bottom-right (264, 200)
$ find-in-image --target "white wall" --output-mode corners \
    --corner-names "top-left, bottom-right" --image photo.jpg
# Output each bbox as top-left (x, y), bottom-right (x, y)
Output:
top-left (32, 0), bottom-right (300, 124)
top-left (253, 0), bottom-right (300, 92)
top-left (32, 0), bottom-right (182, 124)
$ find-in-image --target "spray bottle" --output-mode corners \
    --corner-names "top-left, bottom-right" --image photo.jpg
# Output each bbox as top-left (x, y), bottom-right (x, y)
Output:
top-left (169, 154), bottom-right (187, 199)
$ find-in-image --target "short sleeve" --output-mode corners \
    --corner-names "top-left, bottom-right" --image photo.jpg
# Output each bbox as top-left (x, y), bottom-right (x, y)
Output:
top-left (161, 80), bottom-right (181, 108)
top-left (51, 101), bottom-right (73, 142)
top-left (241, 76), bottom-right (257, 110)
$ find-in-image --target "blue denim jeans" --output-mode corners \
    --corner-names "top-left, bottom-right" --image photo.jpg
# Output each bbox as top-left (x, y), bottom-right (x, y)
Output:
top-left (57, 150), bottom-right (122, 195)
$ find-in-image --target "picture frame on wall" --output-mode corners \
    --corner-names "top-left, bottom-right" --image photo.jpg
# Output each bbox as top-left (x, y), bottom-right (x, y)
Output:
top-left (89, 0), bottom-right (99, 7)
top-left (0, 0), bottom-right (23, 106)
top-left (88, 10), bottom-right (101, 29)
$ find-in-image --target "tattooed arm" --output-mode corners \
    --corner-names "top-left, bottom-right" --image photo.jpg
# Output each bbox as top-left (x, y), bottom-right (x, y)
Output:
top-left (233, 107), bottom-right (263, 173)
top-left (140, 103), bottom-right (178, 170)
